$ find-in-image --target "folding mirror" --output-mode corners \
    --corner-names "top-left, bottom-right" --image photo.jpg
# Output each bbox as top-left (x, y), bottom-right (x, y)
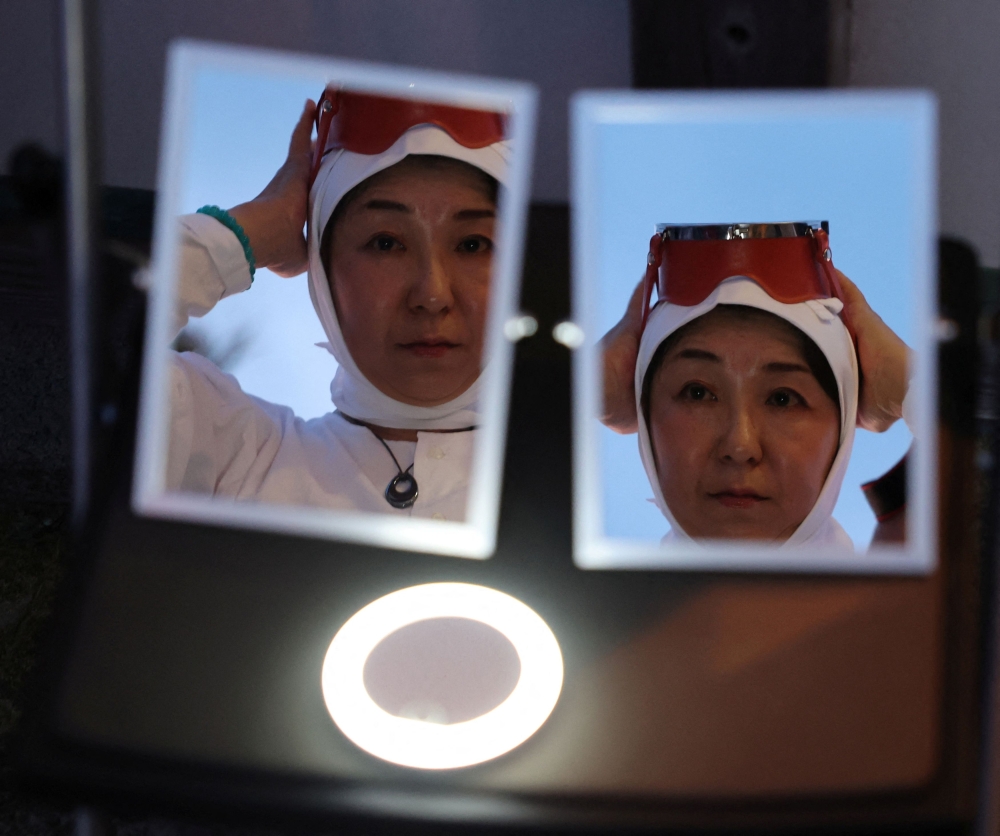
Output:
top-left (571, 91), bottom-right (937, 572)
top-left (133, 41), bottom-right (537, 558)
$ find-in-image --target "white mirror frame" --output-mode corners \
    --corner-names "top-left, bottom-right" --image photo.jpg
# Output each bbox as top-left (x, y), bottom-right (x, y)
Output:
top-left (133, 40), bottom-right (538, 559)
top-left (570, 90), bottom-right (938, 574)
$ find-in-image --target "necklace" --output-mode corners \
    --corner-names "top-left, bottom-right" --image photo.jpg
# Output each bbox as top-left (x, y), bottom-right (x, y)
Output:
top-left (336, 412), bottom-right (474, 510)
top-left (370, 431), bottom-right (419, 509)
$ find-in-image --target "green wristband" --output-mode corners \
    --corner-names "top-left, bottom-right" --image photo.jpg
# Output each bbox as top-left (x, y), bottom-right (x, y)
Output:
top-left (196, 205), bottom-right (256, 282)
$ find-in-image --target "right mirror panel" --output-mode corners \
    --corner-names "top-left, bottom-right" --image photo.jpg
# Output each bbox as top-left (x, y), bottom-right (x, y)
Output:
top-left (571, 91), bottom-right (937, 572)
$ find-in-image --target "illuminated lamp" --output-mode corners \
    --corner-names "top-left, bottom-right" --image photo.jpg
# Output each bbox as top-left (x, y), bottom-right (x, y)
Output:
top-left (321, 582), bottom-right (563, 770)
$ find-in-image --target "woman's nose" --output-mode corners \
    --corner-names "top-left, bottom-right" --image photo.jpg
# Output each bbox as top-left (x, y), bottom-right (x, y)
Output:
top-left (717, 404), bottom-right (763, 465)
top-left (407, 249), bottom-right (454, 315)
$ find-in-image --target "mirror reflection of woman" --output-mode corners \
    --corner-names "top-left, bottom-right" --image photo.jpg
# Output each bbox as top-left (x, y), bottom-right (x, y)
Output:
top-left (643, 302), bottom-right (844, 542)
top-left (166, 92), bottom-right (509, 521)
top-left (600, 224), bottom-right (912, 547)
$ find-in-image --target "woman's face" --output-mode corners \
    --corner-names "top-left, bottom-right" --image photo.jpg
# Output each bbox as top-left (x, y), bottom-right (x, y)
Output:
top-left (647, 309), bottom-right (840, 541)
top-left (327, 159), bottom-right (495, 406)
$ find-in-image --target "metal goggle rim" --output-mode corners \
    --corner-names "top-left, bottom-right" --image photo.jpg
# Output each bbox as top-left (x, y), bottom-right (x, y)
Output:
top-left (655, 221), bottom-right (830, 241)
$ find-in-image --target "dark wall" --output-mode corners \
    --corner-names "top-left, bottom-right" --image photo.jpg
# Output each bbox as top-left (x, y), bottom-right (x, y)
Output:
top-left (631, 0), bottom-right (829, 89)
top-left (1, 0), bottom-right (631, 202)
top-left (845, 0), bottom-right (1000, 267)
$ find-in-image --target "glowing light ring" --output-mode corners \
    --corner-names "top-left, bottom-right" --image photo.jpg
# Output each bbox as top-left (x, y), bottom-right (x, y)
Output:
top-left (321, 582), bottom-right (563, 770)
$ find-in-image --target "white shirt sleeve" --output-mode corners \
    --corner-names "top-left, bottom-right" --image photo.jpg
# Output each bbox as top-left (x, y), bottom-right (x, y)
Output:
top-left (166, 213), bottom-right (284, 495)
top-left (171, 213), bottom-right (253, 337)
top-left (167, 352), bottom-right (290, 494)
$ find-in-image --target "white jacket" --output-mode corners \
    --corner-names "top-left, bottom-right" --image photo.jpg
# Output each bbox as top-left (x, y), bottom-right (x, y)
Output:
top-left (165, 213), bottom-right (473, 522)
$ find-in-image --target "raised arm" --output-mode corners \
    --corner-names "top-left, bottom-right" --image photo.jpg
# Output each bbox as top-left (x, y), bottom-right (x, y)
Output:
top-left (170, 99), bottom-right (316, 338)
top-left (165, 101), bottom-right (316, 492)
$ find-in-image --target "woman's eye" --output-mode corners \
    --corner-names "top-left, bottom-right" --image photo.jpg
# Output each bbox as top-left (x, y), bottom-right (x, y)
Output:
top-left (767, 389), bottom-right (802, 408)
top-left (681, 383), bottom-right (713, 401)
top-left (457, 235), bottom-right (493, 254)
top-left (367, 234), bottom-right (402, 252)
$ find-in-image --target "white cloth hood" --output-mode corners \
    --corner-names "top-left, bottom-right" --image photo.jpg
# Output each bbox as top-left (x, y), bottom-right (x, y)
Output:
top-left (634, 276), bottom-right (859, 548)
top-left (307, 124), bottom-right (509, 430)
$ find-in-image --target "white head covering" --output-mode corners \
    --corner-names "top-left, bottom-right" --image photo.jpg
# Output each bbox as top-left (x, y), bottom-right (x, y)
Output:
top-left (634, 276), bottom-right (859, 548)
top-left (307, 124), bottom-right (510, 430)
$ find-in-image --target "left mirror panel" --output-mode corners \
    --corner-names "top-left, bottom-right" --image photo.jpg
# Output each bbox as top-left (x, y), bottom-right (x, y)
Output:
top-left (133, 41), bottom-right (537, 558)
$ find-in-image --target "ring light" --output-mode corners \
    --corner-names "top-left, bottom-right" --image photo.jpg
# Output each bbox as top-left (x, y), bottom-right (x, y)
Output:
top-left (321, 582), bottom-right (563, 770)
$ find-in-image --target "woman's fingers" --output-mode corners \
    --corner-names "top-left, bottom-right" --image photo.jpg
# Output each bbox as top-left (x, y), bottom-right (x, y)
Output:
top-left (623, 273), bottom-right (645, 324)
top-left (836, 269), bottom-right (910, 432)
top-left (837, 270), bottom-right (865, 307)
top-left (599, 277), bottom-right (645, 434)
top-left (267, 99), bottom-right (315, 276)
top-left (288, 99), bottom-right (316, 166)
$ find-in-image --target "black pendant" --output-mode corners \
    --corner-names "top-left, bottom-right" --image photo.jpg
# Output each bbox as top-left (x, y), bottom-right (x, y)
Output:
top-left (385, 471), bottom-right (418, 509)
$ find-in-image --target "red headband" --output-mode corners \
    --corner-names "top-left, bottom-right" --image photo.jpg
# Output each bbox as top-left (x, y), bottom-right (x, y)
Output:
top-left (640, 223), bottom-right (847, 332)
top-left (309, 87), bottom-right (506, 188)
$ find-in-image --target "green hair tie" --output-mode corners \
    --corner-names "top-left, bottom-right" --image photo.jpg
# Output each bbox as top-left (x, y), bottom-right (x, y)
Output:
top-left (196, 205), bottom-right (256, 282)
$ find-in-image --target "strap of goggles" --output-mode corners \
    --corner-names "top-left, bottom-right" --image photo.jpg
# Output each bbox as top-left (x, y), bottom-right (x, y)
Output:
top-left (309, 88), bottom-right (340, 189)
top-left (640, 233), bottom-right (663, 331)
top-left (810, 228), bottom-right (845, 302)
top-left (810, 227), bottom-right (855, 342)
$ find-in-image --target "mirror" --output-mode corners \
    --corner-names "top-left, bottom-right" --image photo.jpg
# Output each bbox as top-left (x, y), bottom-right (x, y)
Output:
top-left (133, 41), bottom-right (537, 558)
top-left (571, 91), bottom-right (937, 572)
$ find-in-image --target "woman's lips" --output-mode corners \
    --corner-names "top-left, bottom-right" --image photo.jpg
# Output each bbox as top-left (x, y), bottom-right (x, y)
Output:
top-left (400, 340), bottom-right (460, 358)
top-left (709, 491), bottom-right (768, 509)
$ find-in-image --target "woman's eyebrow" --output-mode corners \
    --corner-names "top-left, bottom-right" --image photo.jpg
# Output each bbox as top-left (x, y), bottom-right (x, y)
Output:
top-left (363, 199), bottom-right (411, 213)
top-left (671, 348), bottom-right (720, 363)
top-left (453, 208), bottom-right (495, 220)
top-left (764, 361), bottom-right (812, 374)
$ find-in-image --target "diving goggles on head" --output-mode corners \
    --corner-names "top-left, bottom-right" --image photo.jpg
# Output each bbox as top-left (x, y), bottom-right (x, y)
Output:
top-left (309, 86), bottom-right (507, 187)
top-left (640, 221), bottom-right (847, 332)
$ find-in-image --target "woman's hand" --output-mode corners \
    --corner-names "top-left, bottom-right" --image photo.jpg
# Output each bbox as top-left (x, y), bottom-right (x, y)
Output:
top-left (599, 279), bottom-right (645, 434)
top-left (838, 270), bottom-right (912, 432)
top-left (228, 100), bottom-right (316, 278)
